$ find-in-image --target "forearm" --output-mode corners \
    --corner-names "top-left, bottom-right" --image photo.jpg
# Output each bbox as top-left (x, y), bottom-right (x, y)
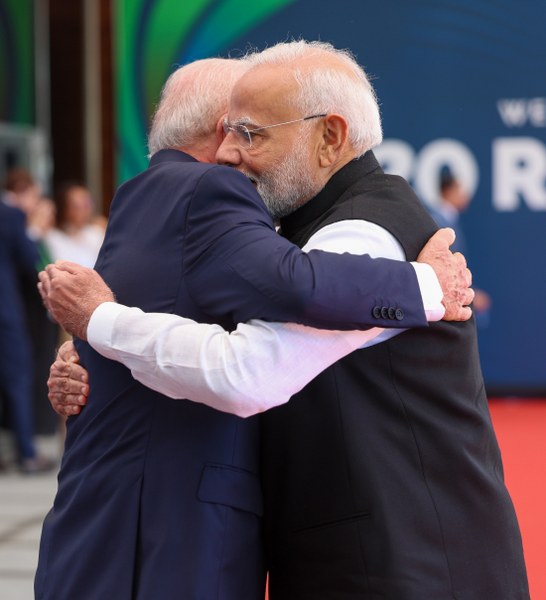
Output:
top-left (88, 302), bottom-right (376, 417)
top-left (189, 231), bottom-right (430, 330)
top-left (185, 168), bottom-right (431, 330)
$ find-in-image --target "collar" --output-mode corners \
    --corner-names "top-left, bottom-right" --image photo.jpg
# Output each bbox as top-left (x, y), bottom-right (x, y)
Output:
top-left (279, 150), bottom-right (382, 238)
top-left (148, 148), bottom-right (199, 167)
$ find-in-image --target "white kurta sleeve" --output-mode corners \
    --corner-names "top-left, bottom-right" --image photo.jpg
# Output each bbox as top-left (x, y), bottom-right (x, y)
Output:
top-left (87, 219), bottom-right (443, 417)
top-left (87, 302), bottom-right (378, 417)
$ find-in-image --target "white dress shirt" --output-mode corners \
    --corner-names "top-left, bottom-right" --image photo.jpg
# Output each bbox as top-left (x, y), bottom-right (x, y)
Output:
top-left (88, 220), bottom-right (444, 417)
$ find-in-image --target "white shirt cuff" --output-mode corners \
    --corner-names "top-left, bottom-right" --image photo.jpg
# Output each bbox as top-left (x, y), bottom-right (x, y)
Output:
top-left (410, 262), bottom-right (445, 321)
top-left (87, 301), bottom-right (128, 359)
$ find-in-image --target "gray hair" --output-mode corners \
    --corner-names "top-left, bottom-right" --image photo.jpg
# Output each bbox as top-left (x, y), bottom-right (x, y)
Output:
top-left (148, 57), bottom-right (249, 156)
top-left (246, 40), bottom-right (383, 156)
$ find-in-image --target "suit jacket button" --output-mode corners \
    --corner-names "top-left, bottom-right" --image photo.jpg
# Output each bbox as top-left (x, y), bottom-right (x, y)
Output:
top-left (372, 306), bottom-right (382, 319)
top-left (388, 307), bottom-right (396, 319)
top-left (395, 308), bottom-right (404, 321)
top-left (381, 306), bottom-right (389, 319)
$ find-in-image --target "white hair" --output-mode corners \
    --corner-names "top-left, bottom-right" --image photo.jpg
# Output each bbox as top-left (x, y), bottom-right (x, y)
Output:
top-left (246, 40), bottom-right (383, 156)
top-left (147, 57), bottom-right (249, 156)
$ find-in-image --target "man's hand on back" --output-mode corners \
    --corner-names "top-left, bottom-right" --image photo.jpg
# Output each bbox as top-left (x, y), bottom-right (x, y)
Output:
top-left (38, 261), bottom-right (115, 340)
top-left (417, 228), bottom-right (474, 321)
top-left (48, 340), bottom-right (89, 417)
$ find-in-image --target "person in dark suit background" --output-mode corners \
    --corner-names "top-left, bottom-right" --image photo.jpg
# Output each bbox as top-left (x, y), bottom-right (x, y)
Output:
top-left (3, 169), bottom-right (59, 440)
top-left (35, 52), bottom-right (472, 600)
top-left (0, 192), bottom-right (53, 472)
top-left (47, 41), bottom-right (527, 599)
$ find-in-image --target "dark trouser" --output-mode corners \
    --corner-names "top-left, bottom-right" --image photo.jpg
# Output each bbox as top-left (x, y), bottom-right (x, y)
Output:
top-left (0, 318), bottom-right (37, 460)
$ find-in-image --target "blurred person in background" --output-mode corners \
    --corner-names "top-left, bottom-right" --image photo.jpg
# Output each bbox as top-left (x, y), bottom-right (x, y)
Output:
top-left (45, 181), bottom-right (105, 353)
top-left (428, 169), bottom-right (492, 325)
top-left (3, 168), bottom-right (56, 264)
top-left (0, 170), bottom-right (55, 472)
top-left (45, 181), bottom-right (105, 268)
top-left (3, 168), bottom-right (59, 439)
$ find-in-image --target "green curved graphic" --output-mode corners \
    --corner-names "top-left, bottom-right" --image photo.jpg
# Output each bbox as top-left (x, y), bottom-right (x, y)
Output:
top-left (143, 0), bottom-right (210, 114)
top-left (115, 0), bottom-right (296, 183)
top-left (0, 0), bottom-right (34, 124)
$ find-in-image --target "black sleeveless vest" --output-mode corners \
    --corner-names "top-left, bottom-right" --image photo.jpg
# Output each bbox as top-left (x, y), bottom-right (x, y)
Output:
top-left (262, 152), bottom-right (528, 600)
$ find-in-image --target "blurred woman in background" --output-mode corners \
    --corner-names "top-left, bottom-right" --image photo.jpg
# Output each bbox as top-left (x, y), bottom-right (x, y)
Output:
top-left (45, 181), bottom-right (105, 268)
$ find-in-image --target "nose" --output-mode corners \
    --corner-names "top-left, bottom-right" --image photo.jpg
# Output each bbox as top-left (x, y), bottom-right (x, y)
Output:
top-left (216, 133), bottom-right (243, 166)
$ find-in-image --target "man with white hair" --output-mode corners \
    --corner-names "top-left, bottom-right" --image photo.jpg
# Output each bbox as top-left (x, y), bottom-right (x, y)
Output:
top-left (35, 54), bottom-right (472, 600)
top-left (214, 40), bottom-right (528, 599)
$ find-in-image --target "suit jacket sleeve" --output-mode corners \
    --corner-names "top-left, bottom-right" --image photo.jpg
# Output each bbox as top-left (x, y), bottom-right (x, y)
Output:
top-left (183, 166), bottom-right (427, 330)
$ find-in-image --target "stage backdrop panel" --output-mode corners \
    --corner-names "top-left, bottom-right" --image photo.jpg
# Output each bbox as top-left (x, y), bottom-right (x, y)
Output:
top-left (0, 0), bottom-right (35, 125)
top-left (114, 0), bottom-right (546, 394)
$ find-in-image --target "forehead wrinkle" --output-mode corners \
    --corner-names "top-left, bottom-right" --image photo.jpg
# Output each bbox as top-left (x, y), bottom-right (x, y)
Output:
top-left (231, 66), bottom-right (300, 121)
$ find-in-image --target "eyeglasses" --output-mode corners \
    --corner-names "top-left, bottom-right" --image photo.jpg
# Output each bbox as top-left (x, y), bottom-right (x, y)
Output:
top-left (222, 113), bottom-right (327, 149)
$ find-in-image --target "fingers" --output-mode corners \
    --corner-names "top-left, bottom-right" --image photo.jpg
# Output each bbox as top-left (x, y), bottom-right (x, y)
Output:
top-left (427, 227), bottom-right (456, 251)
top-left (48, 385), bottom-right (87, 403)
top-left (47, 344), bottom-right (89, 417)
top-left (453, 253), bottom-right (473, 289)
top-left (47, 260), bottom-right (92, 276)
top-left (38, 266), bottom-right (67, 310)
top-left (37, 281), bottom-right (50, 314)
top-left (451, 305), bottom-right (473, 322)
top-left (416, 228), bottom-right (457, 265)
top-left (50, 358), bottom-right (88, 387)
top-left (38, 269), bottom-right (52, 295)
top-left (452, 251), bottom-right (468, 272)
top-left (47, 380), bottom-right (88, 414)
top-left (37, 281), bottom-right (45, 303)
top-left (57, 340), bottom-right (81, 365)
top-left (44, 264), bottom-right (71, 283)
top-left (442, 276), bottom-right (475, 321)
top-left (463, 287), bottom-right (475, 307)
top-left (48, 392), bottom-right (84, 417)
top-left (465, 266), bottom-right (472, 288)
top-left (37, 271), bottom-right (52, 309)
top-left (47, 381), bottom-right (88, 416)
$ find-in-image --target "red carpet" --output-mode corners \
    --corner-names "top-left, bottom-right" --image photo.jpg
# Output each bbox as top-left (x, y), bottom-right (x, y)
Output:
top-left (490, 398), bottom-right (546, 600)
top-left (265, 398), bottom-right (546, 600)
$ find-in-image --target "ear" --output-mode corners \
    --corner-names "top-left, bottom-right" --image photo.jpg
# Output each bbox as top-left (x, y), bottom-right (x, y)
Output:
top-left (215, 114), bottom-right (227, 145)
top-left (318, 114), bottom-right (348, 168)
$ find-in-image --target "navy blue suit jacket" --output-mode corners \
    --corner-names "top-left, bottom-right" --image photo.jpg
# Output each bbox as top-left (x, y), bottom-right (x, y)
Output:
top-left (36, 150), bottom-right (427, 600)
top-left (0, 201), bottom-right (40, 458)
top-left (0, 201), bottom-right (39, 325)
top-left (0, 201), bottom-right (39, 384)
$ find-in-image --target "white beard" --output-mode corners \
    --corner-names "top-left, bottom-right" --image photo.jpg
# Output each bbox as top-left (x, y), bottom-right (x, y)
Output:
top-left (254, 136), bottom-right (322, 220)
